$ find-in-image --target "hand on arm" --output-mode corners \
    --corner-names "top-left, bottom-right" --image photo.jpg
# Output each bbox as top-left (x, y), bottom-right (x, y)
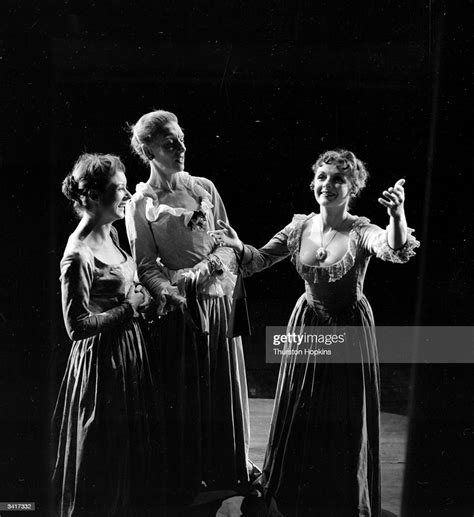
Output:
top-left (202, 178), bottom-right (246, 271)
top-left (209, 217), bottom-right (295, 277)
top-left (208, 220), bottom-right (251, 264)
top-left (378, 178), bottom-right (408, 249)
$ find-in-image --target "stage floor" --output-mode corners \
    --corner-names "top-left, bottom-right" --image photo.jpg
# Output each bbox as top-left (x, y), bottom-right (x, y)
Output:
top-left (249, 399), bottom-right (408, 517)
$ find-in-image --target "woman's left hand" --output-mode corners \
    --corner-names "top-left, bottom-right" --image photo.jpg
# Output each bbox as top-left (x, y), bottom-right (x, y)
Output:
top-left (378, 178), bottom-right (406, 218)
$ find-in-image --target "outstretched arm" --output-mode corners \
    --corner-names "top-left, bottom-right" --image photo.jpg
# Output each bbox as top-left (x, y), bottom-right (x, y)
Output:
top-left (190, 178), bottom-right (239, 280)
top-left (359, 179), bottom-right (420, 263)
top-left (209, 219), bottom-right (291, 276)
top-left (378, 178), bottom-right (408, 249)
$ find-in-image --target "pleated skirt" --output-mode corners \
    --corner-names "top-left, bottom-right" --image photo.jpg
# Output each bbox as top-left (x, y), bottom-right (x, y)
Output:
top-left (52, 319), bottom-right (163, 517)
top-left (153, 293), bottom-right (250, 503)
top-left (260, 294), bottom-right (381, 517)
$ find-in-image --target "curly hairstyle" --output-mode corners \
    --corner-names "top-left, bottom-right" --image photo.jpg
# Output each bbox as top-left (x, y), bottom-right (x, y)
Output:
top-left (62, 153), bottom-right (125, 215)
top-left (129, 109), bottom-right (178, 163)
top-left (310, 148), bottom-right (369, 199)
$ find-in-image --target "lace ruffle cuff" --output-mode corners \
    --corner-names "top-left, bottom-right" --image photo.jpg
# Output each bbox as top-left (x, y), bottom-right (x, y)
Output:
top-left (158, 259), bottom-right (237, 298)
top-left (372, 227), bottom-right (420, 263)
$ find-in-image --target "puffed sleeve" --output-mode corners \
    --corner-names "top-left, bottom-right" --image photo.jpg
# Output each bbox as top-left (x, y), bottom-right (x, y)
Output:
top-left (125, 194), bottom-right (176, 301)
top-left (357, 220), bottom-right (420, 263)
top-left (60, 248), bottom-right (134, 340)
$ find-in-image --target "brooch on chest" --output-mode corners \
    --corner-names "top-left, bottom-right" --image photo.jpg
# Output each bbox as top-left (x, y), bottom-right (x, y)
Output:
top-left (187, 203), bottom-right (208, 231)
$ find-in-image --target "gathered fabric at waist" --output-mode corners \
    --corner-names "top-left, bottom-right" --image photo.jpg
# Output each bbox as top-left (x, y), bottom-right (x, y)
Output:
top-left (289, 288), bottom-right (373, 327)
top-left (304, 284), bottom-right (360, 318)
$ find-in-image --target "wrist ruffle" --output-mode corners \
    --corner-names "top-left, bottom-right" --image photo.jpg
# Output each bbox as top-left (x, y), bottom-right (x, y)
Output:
top-left (163, 262), bottom-right (236, 298)
top-left (372, 227), bottom-right (420, 263)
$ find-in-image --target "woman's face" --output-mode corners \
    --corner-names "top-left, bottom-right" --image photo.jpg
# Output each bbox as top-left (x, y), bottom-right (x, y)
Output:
top-left (147, 121), bottom-right (186, 175)
top-left (97, 169), bottom-right (131, 221)
top-left (313, 163), bottom-right (352, 208)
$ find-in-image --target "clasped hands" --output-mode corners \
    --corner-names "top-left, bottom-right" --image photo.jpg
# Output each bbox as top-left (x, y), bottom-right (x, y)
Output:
top-left (125, 283), bottom-right (154, 317)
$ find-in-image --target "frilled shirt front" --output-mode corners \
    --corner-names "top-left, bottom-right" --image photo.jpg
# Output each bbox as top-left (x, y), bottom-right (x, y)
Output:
top-left (125, 172), bottom-right (238, 301)
top-left (124, 172), bottom-right (251, 496)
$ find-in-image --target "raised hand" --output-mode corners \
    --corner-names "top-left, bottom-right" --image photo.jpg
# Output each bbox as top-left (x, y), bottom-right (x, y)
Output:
top-left (378, 178), bottom-right (406, 218)
top-left (208, 219), bottom-right (242, 252)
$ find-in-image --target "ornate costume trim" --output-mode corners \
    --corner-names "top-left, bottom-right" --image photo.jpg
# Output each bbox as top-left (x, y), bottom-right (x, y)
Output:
top-left (286, 215), bottom-right (368, 283)
top-left (153, 257), bottom-right (236, 298)
top-left (371, 226), bottom-right (420, 263)
top-left (206, 254), bottom-right (225, 276)
top-left (286, 214), bottom-right (419, 282)
top-left (132, 173), bottom-right (214, 228)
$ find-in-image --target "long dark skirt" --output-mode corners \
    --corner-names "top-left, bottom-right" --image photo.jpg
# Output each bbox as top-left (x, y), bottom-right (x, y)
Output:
top-left (260, 294), bottom-right (381, 517)
top-left (153, 293), bottom-right (250, 504)
top-left (52, 319), bottom-right (163, 517)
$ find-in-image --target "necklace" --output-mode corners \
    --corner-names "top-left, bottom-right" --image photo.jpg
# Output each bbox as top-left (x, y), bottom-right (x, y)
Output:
top-left (315, 218), bottom-right (339, 261)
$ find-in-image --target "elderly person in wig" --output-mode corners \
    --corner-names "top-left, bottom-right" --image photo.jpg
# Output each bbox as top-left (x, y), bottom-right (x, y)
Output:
top-left (125, 110), bottom-right (257, 513)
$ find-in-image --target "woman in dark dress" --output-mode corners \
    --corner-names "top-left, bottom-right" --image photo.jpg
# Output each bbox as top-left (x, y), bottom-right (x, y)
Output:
top-left (52, 153), bottom-right (161, 516)
top-left (210, 149), bottom-right (420, 516)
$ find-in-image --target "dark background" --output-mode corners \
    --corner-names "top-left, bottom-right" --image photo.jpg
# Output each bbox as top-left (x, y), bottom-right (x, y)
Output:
top-left (1, 1), bottom-right (472, 515)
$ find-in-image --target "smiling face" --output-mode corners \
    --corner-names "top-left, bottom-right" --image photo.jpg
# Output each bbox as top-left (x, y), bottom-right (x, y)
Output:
top-left (97, 169), bottom-right (131, 222)
top-left (312, 163), bottom-right (352, 208)
top-left (146, 121), bottom-right (186, 175)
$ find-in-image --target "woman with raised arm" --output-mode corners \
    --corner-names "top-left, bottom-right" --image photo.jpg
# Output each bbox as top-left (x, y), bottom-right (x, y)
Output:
top-left (125, 110), bottom-right (253, 509)
top-left (210, 149), bottom-right (420, 516)
top-left (53, 153), bottom-right (161, 516)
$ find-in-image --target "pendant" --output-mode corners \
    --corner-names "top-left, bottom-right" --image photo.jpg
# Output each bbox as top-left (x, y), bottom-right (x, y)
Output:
top-left (315, 247), bottom-right (327, 261)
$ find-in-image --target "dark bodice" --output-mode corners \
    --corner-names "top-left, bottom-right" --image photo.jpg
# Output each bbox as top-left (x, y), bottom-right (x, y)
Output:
top-left (60, 230), bottom-right (136, 340)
